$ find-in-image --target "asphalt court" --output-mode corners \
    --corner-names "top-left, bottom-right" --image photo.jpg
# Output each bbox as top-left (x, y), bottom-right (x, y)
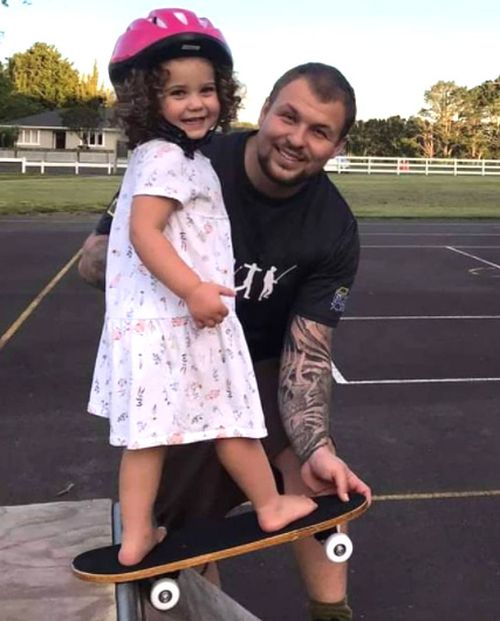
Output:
top-left (0, 215), bottom-right (499, 621)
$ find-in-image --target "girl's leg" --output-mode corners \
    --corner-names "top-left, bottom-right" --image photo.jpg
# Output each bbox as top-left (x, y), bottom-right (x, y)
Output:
top-left (119, 446), bottom-right (167, 566)
top-left (215, 438), bottom-right (317, 531)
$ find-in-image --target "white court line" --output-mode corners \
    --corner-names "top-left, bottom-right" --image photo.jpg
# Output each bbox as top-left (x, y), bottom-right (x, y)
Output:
top-left (330, 362), bottom-right (500, 385)
top-left (343, 315), bottom-right (500, 321)
top-left (446, 246), bottom-right (500, 270)
top-left (331, 362), bottom-right (348, 384)
top-left (363, 232), bottom-right (500, 237)
top-left (363, 245), bottom-right (500, 249)
top-left (361, 222), bottom-right (500, 227)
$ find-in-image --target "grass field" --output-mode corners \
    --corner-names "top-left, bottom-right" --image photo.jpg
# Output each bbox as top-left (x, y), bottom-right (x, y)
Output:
top-left (0, 173), bottom-right (499, 217)
top-left (333, 174), bottom-right (500, 218)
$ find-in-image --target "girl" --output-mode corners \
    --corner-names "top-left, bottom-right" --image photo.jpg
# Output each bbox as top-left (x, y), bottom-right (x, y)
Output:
top-left (88, 8), bottom-right (316, 566)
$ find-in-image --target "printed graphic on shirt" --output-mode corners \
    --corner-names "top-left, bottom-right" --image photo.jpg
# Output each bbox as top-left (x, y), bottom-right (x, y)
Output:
top-left (235, 262), bottom-right (298, 301)
top-left (330, 286), bottom-right (350, 313)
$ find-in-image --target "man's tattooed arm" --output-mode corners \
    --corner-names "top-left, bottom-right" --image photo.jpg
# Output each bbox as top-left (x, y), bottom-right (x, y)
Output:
top-left (278, 314), bottom-right (334, 464)
top-left (78, 232), bottom-right (109, 291)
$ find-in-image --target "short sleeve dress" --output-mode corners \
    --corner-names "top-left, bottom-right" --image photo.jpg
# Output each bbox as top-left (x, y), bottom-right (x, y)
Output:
top-left (88, 139), bottom-right (267, 449)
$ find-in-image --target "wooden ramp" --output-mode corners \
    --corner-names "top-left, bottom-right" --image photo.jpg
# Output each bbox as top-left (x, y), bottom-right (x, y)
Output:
top-left (141, 569), bottom-right (261, 621)
top-left (0, 499), bottom-right (115, 621)
top-left (0, 499), bottom-right (261, 621)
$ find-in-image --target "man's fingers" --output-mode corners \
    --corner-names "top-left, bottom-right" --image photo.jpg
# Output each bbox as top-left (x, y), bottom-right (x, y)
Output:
top-left (333, 468), bottom-right (350, 502)
top-left (348, 472), bottom-right (373, 505)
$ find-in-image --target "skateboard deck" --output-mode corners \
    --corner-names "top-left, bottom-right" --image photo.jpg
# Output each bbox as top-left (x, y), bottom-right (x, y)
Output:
top-left (72, 493), bottom-right (368, 584)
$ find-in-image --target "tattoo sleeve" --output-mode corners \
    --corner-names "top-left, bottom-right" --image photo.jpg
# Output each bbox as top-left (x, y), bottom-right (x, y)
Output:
top-left (78, 233), bottom-right (109, 291)
top-left (278, 315), bottom-right (334, 463)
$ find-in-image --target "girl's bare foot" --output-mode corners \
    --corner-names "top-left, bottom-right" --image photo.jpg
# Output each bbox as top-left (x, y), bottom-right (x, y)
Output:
top-left (118, 525), bottom-right (167, 566)
top-left (256, 495), bottom-right (317, 532)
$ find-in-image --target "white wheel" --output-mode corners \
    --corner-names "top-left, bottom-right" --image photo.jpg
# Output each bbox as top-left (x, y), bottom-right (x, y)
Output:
top-left (325, 532), bottom-right (353, 563)
top-left (150, 577), bottom-right (181, 611)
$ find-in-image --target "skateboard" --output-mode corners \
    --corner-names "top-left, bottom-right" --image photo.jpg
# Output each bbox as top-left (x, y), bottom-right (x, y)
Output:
top-left (72, 492), bottom-right (368, 611)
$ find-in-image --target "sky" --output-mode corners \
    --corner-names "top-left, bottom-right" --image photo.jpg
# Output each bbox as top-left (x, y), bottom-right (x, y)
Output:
top-left (1, 0), bottom-right (499, 123)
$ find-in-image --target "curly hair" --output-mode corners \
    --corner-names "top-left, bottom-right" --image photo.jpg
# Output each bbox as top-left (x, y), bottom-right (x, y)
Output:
top-left (114, 59), bottom-right (241, 149)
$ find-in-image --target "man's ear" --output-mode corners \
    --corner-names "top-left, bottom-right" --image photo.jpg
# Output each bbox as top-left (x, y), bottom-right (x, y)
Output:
top-left (258, 98), bottom-right (271, 126)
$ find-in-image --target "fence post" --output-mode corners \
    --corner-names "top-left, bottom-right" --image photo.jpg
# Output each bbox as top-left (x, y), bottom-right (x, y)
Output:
top-left (21, 158), bottom-right (26, 174)
top-left (454, 160), bottom-right (458, 176)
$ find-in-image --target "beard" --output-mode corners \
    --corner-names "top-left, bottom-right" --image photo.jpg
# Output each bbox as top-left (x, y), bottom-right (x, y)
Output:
top-left (256, 148), bottom-right (310, 189)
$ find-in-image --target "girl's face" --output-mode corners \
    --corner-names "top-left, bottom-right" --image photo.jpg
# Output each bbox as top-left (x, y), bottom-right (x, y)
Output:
top-left (159, 57), bottom-right (220, 139)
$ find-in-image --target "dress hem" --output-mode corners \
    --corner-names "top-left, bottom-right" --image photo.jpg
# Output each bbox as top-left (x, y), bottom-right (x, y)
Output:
top-left (88, 406), bottom-right (267, 448)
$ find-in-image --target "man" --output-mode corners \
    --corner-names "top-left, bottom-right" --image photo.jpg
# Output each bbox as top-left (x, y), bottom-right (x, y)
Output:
top-left (79, 62), bottom-right (371, 621)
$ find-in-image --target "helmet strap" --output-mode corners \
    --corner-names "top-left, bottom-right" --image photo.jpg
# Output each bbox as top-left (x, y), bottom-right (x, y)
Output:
top-left (154, 117), bottom-right (214, 159)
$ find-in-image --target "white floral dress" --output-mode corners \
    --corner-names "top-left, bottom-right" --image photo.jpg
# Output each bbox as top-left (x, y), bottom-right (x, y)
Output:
top-left (88, 139), bottom-right (267, 449)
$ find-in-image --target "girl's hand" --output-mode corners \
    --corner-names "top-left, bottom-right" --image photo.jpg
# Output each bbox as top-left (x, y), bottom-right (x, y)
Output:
top-left (185, 282), bottom-right (235, 328)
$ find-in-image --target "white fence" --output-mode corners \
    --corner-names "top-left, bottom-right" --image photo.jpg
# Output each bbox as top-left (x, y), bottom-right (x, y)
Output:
top-left (0, 157), bottom-right (127, 175)
top-left (325, 156), bottom-right (500, 176)
top-left (0, 155), bottom-right (500, 176)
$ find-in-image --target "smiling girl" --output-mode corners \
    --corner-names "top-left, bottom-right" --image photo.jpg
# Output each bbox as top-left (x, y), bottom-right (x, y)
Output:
top-left (87, 8), bottom-right (316, 566)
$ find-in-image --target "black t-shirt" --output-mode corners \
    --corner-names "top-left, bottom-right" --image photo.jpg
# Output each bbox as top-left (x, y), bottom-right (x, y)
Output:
top-left (202, 131), bottom-right (359, 361)
top-left (95, 131), bottom-right (359, 362)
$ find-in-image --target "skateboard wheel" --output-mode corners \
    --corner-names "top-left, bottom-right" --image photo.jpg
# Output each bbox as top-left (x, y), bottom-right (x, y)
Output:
top-left (150, 578), bottom-right (181, 611)
top-left (325, 532), bottom-right (353, 563)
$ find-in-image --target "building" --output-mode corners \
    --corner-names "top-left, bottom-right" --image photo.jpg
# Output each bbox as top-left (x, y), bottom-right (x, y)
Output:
top-left (0, 108), bottom-right (127, 163)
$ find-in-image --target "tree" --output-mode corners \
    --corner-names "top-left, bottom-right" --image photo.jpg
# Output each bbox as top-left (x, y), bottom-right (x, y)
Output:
top-left (349, 117), bottom-right (420, 157)
top-left (230, 120), bottom-right (257, 132)
top-left (419, 81), bottom-right (467, 157)
top-left (466, 78), bottom-right (500, 158)
top-left (77, 61), bottom-right (114, 105)
top-left (0, 126), bottom-right (19, 147)
top-left (412, 117), bottom-right (435, 158)
top-left (61, 98), bottom-right (105, 148)
top-left (7, 42), bottom-right (80, 108)
top-left (0, 61), bottom-right (45, 121)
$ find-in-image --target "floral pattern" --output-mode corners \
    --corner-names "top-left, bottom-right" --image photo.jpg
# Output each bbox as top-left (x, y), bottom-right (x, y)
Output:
top-left (88, 140), bottom-right (267, 448)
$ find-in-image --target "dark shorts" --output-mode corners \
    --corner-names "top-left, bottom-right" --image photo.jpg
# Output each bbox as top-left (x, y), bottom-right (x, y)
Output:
top-left (154, 358), bottom-right (289, 528)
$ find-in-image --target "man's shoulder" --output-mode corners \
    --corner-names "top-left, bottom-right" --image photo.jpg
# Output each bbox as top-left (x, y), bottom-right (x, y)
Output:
top-left (307, 172), bottom-right (356, 224)
top-left (201, 130), bottom-right (251, 162)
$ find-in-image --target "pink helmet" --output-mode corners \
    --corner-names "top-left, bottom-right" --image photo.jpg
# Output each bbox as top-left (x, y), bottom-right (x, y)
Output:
top-left (109, 8), bottom-right (233, 85)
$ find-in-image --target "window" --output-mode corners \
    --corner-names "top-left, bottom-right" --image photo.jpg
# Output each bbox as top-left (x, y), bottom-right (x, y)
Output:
top-left (18, 129), bottom-right (40, 145)
top-left (82, 131), bottom-right (104, 147)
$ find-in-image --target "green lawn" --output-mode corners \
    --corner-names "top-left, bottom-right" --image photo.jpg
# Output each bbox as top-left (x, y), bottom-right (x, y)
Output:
top-left (0, 174), bottom-right (121, 214)
top-left (0, 172), bottom-right (499, 217)
top-left (332, 174), bottom-right (500, 218)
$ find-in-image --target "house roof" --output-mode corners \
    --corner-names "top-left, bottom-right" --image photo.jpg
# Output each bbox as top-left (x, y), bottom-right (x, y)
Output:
top-left (2, 108), bottom-right (117, 129)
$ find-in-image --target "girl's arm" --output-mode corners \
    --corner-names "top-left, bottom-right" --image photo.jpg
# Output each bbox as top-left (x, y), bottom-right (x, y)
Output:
top-left (130, 195), bottom-right (234, 326)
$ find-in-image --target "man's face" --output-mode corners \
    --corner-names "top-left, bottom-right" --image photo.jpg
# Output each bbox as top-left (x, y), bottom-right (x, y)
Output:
top-left (252, 78), bottom-right (347, 191)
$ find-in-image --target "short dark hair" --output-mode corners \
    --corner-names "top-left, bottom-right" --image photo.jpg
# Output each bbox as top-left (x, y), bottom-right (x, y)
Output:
top-left (115, 59), bottom-right (241, 149)
top-left (267, 62), bottom-right (356, 139)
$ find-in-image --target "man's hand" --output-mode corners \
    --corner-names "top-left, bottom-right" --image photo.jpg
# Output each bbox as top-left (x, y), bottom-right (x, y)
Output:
top-left (185, 282), bottom-right (235, 328)
top-left (300, 444), bottom-right (372, 505)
